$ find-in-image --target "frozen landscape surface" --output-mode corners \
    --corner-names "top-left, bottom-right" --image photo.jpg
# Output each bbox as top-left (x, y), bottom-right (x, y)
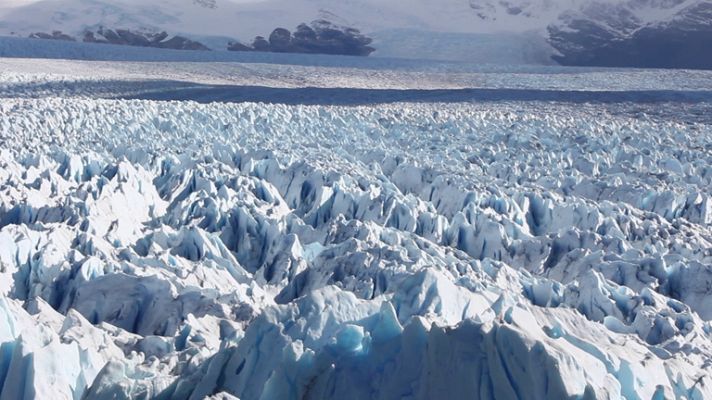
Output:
top-left (1, 0), bottom-right (711, 68)
top-left (0, 55), bottom-right (712, 399)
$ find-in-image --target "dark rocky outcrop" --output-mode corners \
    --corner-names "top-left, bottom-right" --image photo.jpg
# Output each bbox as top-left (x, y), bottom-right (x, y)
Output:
top-left (229, 20), bottom-right (375, 56)
top-left (29, 31), bottom-right (75, 41)
top-left (30, 27), bottom-right (210, 51)
top-left (268, 28), bottom-right (293, 52)
top-left (83, 27), bottom-right (210, 51)
top-left (549, 1), bottom-right (712, 70)
top-left (155, 35), bottom-right (209, 51)
top-left (251, 36), bottom-right (270, 51)
top-left (26, 20), bottom-right (374, 58)
top-left (27, 20), bottom-right (372, 57)
top-left (226, 41), bottom-right (251, 51)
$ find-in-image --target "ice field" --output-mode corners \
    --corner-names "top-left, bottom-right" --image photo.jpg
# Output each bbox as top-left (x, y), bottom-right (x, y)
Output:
top-left (0, 56), bottom-right (711, 399)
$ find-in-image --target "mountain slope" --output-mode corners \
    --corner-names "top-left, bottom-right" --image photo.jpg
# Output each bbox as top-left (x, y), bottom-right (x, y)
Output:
top-left (1, 2), bottom-right (712, 71)
top-left (0, 0), bottom-right (557, 62)
top-left (548, 0), bottom-right (712, 68)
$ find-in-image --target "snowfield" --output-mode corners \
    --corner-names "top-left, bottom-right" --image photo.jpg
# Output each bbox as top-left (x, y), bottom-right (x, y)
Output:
top-left (0, 58), bottom-right (711, 399)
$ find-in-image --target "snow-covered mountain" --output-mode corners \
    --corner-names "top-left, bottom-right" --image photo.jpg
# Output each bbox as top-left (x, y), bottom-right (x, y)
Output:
top-left (0, 0), bottom-right (711, 67)
top-left (548, 0), bottom-right (712, 68)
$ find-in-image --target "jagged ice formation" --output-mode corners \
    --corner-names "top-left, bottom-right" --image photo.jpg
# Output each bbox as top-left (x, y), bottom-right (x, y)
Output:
top-left (0, 89), bottom-right (711, 399)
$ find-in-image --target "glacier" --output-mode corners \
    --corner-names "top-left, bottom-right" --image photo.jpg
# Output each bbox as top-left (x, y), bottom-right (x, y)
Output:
top-left (0, 61), bottom-right (711, 400)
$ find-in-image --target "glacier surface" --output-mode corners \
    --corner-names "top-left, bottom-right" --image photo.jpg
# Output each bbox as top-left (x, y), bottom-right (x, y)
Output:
top-left (0, 62), bottom-right (711, 399)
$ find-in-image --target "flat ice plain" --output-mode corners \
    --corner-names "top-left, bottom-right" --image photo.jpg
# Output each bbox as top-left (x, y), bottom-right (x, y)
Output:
top-left (0, 52), bottom-right (711, 400)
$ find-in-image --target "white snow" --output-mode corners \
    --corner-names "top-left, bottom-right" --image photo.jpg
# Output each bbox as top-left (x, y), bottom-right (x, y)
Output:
top-left (0, 58), bottom-right (711, 399)
top-left (0, 0), bottom-right (705, 63)
top-left (0, 0), bottom-right (691, 37)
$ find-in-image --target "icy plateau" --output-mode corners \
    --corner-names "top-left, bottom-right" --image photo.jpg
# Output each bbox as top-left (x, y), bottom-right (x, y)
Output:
top-left (0, 60), bottom-right (711, 400)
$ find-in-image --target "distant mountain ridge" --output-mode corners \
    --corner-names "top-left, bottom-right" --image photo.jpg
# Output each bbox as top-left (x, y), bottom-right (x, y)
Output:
top-left (546, 0), bottom-right (712, 68)
top-left (0, 0), bottom-right (711, 68)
